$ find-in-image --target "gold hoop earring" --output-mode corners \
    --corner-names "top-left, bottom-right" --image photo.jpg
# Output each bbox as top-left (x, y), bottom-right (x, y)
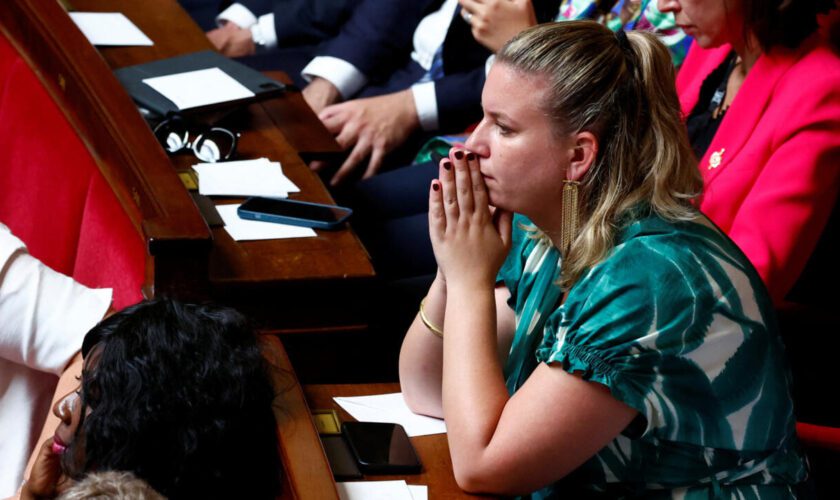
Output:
top-left (560, 180), bottom-right (580, 255)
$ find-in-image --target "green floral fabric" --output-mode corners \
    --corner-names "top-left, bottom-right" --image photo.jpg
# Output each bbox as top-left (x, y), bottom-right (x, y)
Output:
top-left (498, 212), bottom-right (808, 499)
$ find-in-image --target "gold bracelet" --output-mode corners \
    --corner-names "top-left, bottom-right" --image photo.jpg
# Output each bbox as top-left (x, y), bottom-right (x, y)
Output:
top-left (419, 298), bottom-right (444, 338)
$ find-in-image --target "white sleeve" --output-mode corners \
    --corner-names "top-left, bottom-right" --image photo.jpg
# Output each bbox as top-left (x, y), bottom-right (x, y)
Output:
top-left (410, 81), bottom-right (439, 131)
top-left (254, 13), bottom-right (278, 50)
top-left (0, 225), bottom-right (111, 375)
top-left (216, 3), bottom-right (258, 28)
top-left (302, 56), bottom-right (369, 100)
top-left (485, 54), bottom-right (495, 76)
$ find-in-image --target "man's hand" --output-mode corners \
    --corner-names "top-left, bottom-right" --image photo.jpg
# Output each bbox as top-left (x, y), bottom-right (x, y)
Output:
top-left (459, 0), bottom-right (537, 52)
top-left (302, 77), bottom-right (343, 115)
top-left (207, 22), bottom-right (256, 58)
top-left (316, 89), bottom-right (420, 186)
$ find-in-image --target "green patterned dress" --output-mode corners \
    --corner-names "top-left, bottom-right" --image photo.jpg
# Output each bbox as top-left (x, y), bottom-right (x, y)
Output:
top-left (498, 212), bottom-right (809, 499)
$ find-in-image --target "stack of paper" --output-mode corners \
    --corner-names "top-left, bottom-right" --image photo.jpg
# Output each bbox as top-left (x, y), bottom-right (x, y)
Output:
top-left (337, 481), bottom-right (426, 500)
top-left (216, 204), bottom-right (315, 241)
top-left (334, 393), bottom-right (446, 437)
top-left (193, 158), bottom-right (299, 198)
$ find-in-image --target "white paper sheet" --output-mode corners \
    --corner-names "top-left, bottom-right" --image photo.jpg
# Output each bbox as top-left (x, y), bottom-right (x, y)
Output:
top-left (334, 393), bottom-right (446, 437)
top-left (337, 481), bottom-right (415, 500)
top-left (408, 485), bottom-right (428, 500)
top-left (143, 68), bottom-right (254, 110)
top-left (69, 12), bottom-right (153, 46)
top-left (193, 158), bottom-right (298, 197)
top-left (217, 203), bottom-right (315, 241)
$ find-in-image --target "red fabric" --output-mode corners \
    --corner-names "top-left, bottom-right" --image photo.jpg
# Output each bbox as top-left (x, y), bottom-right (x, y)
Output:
top-left (0, 33), bottom-right (144, 308)
top-left (797, 422), bottom-right (840, 452)
top-left (74, 175), bottom-right (145, 309)
top-left (0, 54), bottom-right (87, 274)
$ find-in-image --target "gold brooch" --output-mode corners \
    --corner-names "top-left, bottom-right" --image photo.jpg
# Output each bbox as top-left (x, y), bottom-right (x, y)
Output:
top-left (708, 148), bottom-right (725, 169)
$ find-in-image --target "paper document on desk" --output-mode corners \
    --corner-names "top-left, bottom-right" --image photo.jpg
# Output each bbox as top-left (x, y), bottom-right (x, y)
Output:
top-left (216, 203), bottom-right (315, 241)
top-left (337, 481), bottom-right (420, 500)
top-left (143, 68), bottom-right (254, 110)
top-left (407, 485), bottom-right (427, 500)
top-left (69, 12), bottom-right (153, 46)
top-left (193, 158), bottom-right (299, 197)
top-left (334, 393), bottom-right (446, 436)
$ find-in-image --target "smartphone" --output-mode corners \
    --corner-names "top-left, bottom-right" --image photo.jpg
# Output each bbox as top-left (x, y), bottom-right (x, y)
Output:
top-left (237, 196), bottom-right (352, 230)
top-left (321, 435), bottom-right (363, 480)
top-left (341, 422), bottom-right (422, 474)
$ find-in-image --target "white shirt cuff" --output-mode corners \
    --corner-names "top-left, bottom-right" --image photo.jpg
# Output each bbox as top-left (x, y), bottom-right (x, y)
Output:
top-left (302, 57), bottom-right (368, 99)
top-left (485, 55), bottom-right (496, 76)
top-left (256, 13), bottom-right (278, 49)
top-left (411, 82), bottom-right (439, 131)
top-left (216, 3), bottom-right (258, 28)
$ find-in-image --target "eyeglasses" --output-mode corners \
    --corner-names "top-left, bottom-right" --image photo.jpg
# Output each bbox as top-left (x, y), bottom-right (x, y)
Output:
top-left (153, 115), bottom-right (239, 163)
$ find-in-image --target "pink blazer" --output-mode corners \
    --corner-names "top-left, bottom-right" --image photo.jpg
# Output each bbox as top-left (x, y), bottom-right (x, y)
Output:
top-left (676, 36), bottom-right (840, 304)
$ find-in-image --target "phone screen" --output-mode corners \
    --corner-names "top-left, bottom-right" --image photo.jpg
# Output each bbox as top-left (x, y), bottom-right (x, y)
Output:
top-left (239, 197), bottom-right (350, 223)
top-left (341, 422), bottom-right (422, 474)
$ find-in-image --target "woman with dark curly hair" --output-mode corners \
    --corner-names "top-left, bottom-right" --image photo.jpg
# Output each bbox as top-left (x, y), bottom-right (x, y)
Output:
top-left (20, 298), bottom-right (281, 500)
top-left (661, 0), bottom-right (840, 305)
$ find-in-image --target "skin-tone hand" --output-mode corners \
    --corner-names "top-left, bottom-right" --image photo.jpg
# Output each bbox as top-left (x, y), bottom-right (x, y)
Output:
top-left (459, 0), bottom-right (537, 52)
top-left (19, 438), bottom-right (71, 500)
top-left (429, 148), bottom-right (513, 289)
top-left (315, 89), bottom-right (420, 186)
top-left (302, 77), bottom-right (342, 115)
top-left (206, 22), bottom-right (256, 58)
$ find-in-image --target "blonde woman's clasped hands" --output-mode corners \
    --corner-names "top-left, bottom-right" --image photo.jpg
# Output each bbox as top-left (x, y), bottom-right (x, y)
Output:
top-left (428, 148), bottom-right (513, 289)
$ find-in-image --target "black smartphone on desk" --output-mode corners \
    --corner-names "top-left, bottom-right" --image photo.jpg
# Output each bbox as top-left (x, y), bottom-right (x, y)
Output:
top-left (321, 435), bottom-right (363, 480)
top-left (237, 196), bottom-right (352, 230)
top-left (341, 422), bottom-right (422, 474)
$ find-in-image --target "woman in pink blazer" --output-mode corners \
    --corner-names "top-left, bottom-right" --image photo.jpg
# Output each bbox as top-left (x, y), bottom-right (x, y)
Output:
top-left (660, 0), bottom-right (840, 304)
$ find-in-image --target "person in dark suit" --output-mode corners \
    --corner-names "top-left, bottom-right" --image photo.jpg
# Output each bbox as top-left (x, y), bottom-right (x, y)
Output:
top-left (207, 0), bottom-right (362, 87)
top-left (300, 0), bottom-right (561, 185)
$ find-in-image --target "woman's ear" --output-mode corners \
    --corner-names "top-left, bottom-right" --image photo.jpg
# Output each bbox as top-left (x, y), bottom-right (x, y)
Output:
top-left (566, 131), bottom-right (597, 182)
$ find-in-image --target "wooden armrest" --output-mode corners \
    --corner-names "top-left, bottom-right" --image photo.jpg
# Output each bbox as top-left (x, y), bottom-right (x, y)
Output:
top-left (261, 335), bottom-right (339, 500)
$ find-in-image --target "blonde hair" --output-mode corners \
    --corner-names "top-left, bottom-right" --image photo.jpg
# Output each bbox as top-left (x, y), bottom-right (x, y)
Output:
top-left (58, 471), bottom-right (166, 500)
top-left (497, 21), bottom-right (702, 288)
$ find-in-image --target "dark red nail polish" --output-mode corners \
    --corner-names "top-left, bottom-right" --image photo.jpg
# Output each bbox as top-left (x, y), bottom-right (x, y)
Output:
top-left (454, 150), bottom-right (464, 160)
top-left (443, 160), bottom-right (452, 170)
top-left (466, 152), bottom-right (475, 161)
top-left (432, 182), bottom-right (440, 191)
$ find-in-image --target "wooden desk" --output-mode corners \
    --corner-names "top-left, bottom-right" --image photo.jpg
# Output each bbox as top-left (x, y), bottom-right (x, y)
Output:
top-left (262, 337), bottom-right (340, 499)
top-left (304, 384), bottom-right (491, 499)
top-left (64, 0), bottom-right (376, 330)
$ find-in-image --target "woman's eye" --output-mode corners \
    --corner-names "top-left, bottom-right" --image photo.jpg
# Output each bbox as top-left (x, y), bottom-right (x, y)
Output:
top-left (496, 123), bottom-right (512, 135)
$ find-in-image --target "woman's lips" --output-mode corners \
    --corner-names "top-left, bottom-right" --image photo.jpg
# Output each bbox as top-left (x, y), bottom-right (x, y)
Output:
top-left (52, 434), bottom-right (68, 454)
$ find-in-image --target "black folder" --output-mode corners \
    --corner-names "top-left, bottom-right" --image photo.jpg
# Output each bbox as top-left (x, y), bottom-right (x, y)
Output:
top-left (114, 50), bottom-right (287, 118)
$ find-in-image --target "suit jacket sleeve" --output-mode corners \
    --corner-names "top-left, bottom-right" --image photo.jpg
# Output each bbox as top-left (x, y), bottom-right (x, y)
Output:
top-left (269, 0), bottom-right (360, 46)
top-left (317, 0), bottom-right (437, 81)
top-left (434, 67), bottom-right (486, 132)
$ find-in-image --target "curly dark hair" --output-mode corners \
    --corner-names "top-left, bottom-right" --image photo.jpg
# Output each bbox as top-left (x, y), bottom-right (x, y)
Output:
top-left (62, 298), bottom-right (281, 499)
top-left (742, 0), bottom-right (837, 50)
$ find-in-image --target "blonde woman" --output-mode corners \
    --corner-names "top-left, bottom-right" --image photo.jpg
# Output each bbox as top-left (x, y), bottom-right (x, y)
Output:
top-left (399, 22), bottom-right (808, 497)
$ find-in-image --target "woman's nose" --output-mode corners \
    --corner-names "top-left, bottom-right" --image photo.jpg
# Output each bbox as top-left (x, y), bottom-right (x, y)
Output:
top-left (657, 0), bottom-right (680, 14)
top-left (53, 391), bottom-right (79, 422)
top-left (464, 120), bottom-right (490, 157)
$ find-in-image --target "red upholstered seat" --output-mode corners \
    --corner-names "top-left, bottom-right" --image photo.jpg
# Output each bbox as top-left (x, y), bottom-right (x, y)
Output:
top-left (0, 33), bottom-right (144, 309)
